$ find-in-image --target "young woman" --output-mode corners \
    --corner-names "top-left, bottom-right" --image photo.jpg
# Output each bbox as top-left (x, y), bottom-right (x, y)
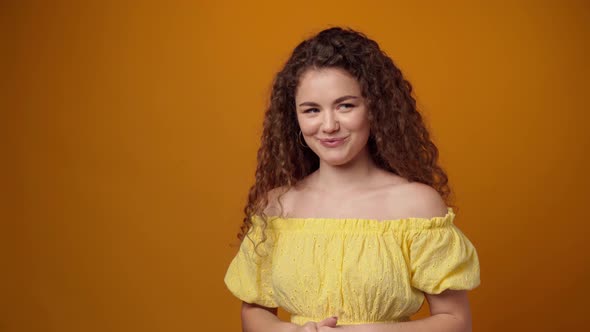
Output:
top-left (224, 27), bottom-right (480, 332)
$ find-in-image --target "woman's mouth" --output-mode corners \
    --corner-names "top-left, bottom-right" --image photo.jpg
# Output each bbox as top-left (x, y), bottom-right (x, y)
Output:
top-left (319, 136), bottom-right (348, 148)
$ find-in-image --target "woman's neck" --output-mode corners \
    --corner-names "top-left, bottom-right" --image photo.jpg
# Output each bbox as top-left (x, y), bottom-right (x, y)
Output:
top-left (312, 148), bottom-right (379, 193)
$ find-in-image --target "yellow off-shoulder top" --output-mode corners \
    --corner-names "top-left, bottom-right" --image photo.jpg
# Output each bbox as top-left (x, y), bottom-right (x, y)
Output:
top-left (224, 207), bottom-right (480, 325)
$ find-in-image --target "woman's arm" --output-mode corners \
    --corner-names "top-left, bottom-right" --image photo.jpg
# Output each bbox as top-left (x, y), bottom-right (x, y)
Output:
top-left (242, 302), bottom-right (339, 332)
top-left (323, 290), bottom-right (472, 332)
top-left (242, 302), bottom-right (297, 332)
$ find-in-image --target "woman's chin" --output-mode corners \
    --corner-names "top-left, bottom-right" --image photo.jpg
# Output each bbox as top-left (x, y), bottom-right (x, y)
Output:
top-left (319, 156), bottom-right (352, 167)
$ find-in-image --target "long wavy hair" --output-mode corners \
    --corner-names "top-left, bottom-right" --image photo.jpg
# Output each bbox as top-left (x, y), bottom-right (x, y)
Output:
top-left (238, 27), bottom-right (452, 244)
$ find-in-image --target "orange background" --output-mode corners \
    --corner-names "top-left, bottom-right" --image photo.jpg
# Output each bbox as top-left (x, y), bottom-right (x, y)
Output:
top-left (2, 1), bottom-right (589, 331)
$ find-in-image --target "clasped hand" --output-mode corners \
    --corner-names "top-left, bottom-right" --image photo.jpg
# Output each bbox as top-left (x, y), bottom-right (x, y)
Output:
top-left (296, 316), bottom-right (339, 331)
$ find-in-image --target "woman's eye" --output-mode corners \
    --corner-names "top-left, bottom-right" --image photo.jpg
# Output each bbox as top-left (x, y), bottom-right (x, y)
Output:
top-left (339, 103), bottom-right (355, 110)
top-left (303, 108), bottom-right (319, 113)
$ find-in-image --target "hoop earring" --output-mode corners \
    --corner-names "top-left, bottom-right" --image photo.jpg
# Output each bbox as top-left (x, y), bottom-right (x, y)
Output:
top-left (297, 130), bottom-right (309, 148)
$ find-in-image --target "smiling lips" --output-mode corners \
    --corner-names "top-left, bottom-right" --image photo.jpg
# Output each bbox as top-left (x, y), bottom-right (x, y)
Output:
top-left (319, 136), bottom-right (348, 147)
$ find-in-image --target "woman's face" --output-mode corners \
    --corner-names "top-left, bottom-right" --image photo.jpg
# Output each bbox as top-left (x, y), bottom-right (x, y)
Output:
top-left (295, 67), bottom-right (371, 167)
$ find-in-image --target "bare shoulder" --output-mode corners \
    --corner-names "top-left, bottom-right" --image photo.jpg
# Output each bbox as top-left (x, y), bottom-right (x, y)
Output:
top-left (264, 186), bottom-right (288, 216)
top-left (387, 181), bottom-right (448, 219)
top-left (262, 171), bottom-right (320, 216)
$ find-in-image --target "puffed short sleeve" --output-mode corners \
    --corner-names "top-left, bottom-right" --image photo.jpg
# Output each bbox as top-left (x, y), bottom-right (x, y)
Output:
top-left (409, 216), bottom-right (481, 294)
top-left (224, 217), bottom-right (278, 308)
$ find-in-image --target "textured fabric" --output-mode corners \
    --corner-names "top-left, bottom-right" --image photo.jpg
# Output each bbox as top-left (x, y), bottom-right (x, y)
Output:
top-left (224, 207), bottom-right (480, 325)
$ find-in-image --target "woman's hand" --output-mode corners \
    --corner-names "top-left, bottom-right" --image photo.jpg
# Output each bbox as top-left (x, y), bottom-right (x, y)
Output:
top-left (295, 316), bottom-right (338, 331)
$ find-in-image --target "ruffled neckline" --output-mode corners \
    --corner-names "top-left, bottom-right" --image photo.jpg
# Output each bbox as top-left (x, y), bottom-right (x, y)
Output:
top-left (253, 207), bottom-right (455, 232)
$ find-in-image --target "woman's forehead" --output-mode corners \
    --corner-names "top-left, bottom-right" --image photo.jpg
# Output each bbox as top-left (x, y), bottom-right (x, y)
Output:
top-left (295, 68), bottom-right (361, 101)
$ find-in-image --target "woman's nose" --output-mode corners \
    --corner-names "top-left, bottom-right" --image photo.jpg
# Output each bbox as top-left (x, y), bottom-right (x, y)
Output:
top-left (322, 111), bottom-right (340, 133)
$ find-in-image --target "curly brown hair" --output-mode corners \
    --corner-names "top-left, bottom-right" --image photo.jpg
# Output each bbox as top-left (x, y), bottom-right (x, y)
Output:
top-left (238, 27), bottom-right (452, 243)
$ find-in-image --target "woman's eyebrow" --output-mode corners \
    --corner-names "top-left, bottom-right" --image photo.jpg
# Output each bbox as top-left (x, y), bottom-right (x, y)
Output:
top-left (298, 95), bottom-right (359, 107)
top-left (333, 95), bottom-right (359, 104)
